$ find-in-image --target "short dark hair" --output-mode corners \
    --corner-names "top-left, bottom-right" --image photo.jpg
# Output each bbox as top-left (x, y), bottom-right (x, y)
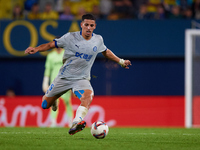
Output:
top-left (55, 36), bottom-right (61, 39)
top-left (82, 14), bottom-right (96, 21)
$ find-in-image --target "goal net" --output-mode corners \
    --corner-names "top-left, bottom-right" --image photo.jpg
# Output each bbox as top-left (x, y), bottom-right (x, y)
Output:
top-left (185, 29), bottom-right (200, 128)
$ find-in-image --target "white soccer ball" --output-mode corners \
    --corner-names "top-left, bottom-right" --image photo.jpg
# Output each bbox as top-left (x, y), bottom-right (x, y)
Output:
top-left (91, 121), bottom-right (109, 139)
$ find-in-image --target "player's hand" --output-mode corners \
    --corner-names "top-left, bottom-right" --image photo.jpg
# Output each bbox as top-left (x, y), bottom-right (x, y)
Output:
top-left (119, 59), bottom-right (132, 69)
top-left (123, 60), bottom-right (132, 69)
top-left (25, 47), bottom-right (38, 54)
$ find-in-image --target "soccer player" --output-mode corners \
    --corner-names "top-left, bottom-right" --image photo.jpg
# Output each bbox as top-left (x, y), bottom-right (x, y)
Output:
top-left (42, 46), bottom-right (73, 127)
top-left (25, 13), bottom-right (131, 135)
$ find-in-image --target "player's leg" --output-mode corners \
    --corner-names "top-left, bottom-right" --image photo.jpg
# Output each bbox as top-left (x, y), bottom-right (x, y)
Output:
top-left (69, 89), bottom-right (93, 135)
top-left (73, 89), bottom-right (93, 122)
top-left (49, 98), bottom-right (60, 127)
top-left (51, 100), bottom-right (58, 111)
top-left (41, 77), bottom-right (70, 110)
top-left (41, 95), bottom-right (60, 109)
top-left (61, 90), bottom-right (74, 127)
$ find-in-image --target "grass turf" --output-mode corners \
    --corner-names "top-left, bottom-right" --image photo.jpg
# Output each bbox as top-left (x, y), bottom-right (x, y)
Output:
top-left (0, 127), bottom-right (200, 150)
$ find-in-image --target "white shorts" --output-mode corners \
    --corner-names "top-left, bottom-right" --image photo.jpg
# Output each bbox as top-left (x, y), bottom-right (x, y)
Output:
top-left (45, 76), bottom-right (94, 98)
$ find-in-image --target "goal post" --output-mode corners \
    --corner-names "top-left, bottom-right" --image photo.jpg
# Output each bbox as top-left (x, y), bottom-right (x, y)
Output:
top-left (185, 29), bottom-right (200, 128)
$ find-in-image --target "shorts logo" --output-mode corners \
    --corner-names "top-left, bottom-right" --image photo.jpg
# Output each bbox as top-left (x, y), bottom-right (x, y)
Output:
top-left (75, 52), bottom-right (92, 61)
top-left (93, 46), bottom-right (97, 52)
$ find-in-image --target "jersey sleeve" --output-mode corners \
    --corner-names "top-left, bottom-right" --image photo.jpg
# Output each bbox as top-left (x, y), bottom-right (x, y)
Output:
top-left (53, 32), bottom-right (70, 48)
top-left (44, 54), bottom-right (51, 77)
top-left (98, 35), bottom-right (107, 53)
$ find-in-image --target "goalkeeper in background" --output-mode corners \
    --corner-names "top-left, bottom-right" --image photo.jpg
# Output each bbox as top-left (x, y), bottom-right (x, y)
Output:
top-left (42, 45), bottom-right (73, 127)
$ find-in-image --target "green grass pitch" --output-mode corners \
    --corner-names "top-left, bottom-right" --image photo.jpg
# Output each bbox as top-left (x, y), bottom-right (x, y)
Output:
top-left (0, 127), bottom-right (200, 150)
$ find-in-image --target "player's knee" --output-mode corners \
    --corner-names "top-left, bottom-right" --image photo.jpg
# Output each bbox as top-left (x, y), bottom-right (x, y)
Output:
top-left (87, 99), bottom-right (92, 108)
top-left (41, 100), bottom-right (48, 109)
top-left (81, 95), bottom-right (93, 108)
top-left (88, 92), bottom-right (94, 104)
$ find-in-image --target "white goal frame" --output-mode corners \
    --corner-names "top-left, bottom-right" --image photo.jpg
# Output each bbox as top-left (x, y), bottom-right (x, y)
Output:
top-left (185, 29), bottom-right (200, 128)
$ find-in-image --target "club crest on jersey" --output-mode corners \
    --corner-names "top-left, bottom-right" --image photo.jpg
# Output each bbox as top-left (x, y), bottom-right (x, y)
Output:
top-left (75, 52), bottom-right (92, 61)
top-left (93, 46), bottom-right (97, 52)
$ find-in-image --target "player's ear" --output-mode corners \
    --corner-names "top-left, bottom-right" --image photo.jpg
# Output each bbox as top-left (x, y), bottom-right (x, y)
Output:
top-left (80, 21), bottom-right (83, 28)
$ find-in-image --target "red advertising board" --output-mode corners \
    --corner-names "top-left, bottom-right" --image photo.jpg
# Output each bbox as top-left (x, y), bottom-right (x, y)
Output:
top-left (0, 96), bottom-right (184, 127)
top-left (193, 96), bottom-right (200, 127)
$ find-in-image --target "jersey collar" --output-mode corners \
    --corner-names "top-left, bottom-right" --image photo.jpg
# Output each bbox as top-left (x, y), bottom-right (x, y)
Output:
top-left (80, 31), bottom-right (93, 36)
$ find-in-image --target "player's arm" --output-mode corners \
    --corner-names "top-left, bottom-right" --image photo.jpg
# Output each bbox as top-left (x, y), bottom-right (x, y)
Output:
top-left (25, 41), bottom-right (56, 54)
top-left (102, 49), bottom-right (132, 69)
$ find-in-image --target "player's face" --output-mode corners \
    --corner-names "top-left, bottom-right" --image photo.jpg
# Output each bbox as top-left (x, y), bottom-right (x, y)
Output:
top-left (81, 19), bottom-right (96, 40)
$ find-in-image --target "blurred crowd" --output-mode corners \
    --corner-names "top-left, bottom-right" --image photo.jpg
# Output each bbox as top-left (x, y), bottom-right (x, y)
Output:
top-left (0, 0), bottom-right (200, 20)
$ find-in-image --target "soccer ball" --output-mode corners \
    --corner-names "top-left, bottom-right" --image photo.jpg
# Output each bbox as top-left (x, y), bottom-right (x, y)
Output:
top-left (91, 121), bottom-right (109, 139)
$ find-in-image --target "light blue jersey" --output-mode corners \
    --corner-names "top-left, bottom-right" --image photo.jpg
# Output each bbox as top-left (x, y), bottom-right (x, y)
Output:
top-left (54, 31), bottom-right (107, 80)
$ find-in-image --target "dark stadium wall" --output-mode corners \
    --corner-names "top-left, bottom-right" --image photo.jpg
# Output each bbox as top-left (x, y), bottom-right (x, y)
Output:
top-left (0, 57), bottom-right (184, 95)
top-left (0, 20), bottom-right (189, 95)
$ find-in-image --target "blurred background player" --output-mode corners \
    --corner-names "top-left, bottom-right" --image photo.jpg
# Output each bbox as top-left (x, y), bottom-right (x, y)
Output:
top-left (42, 44), bottom-right (73, 127)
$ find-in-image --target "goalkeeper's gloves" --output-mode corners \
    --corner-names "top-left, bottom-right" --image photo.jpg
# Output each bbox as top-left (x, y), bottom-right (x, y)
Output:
top-left (42, 76), bottom-right (49, 93)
